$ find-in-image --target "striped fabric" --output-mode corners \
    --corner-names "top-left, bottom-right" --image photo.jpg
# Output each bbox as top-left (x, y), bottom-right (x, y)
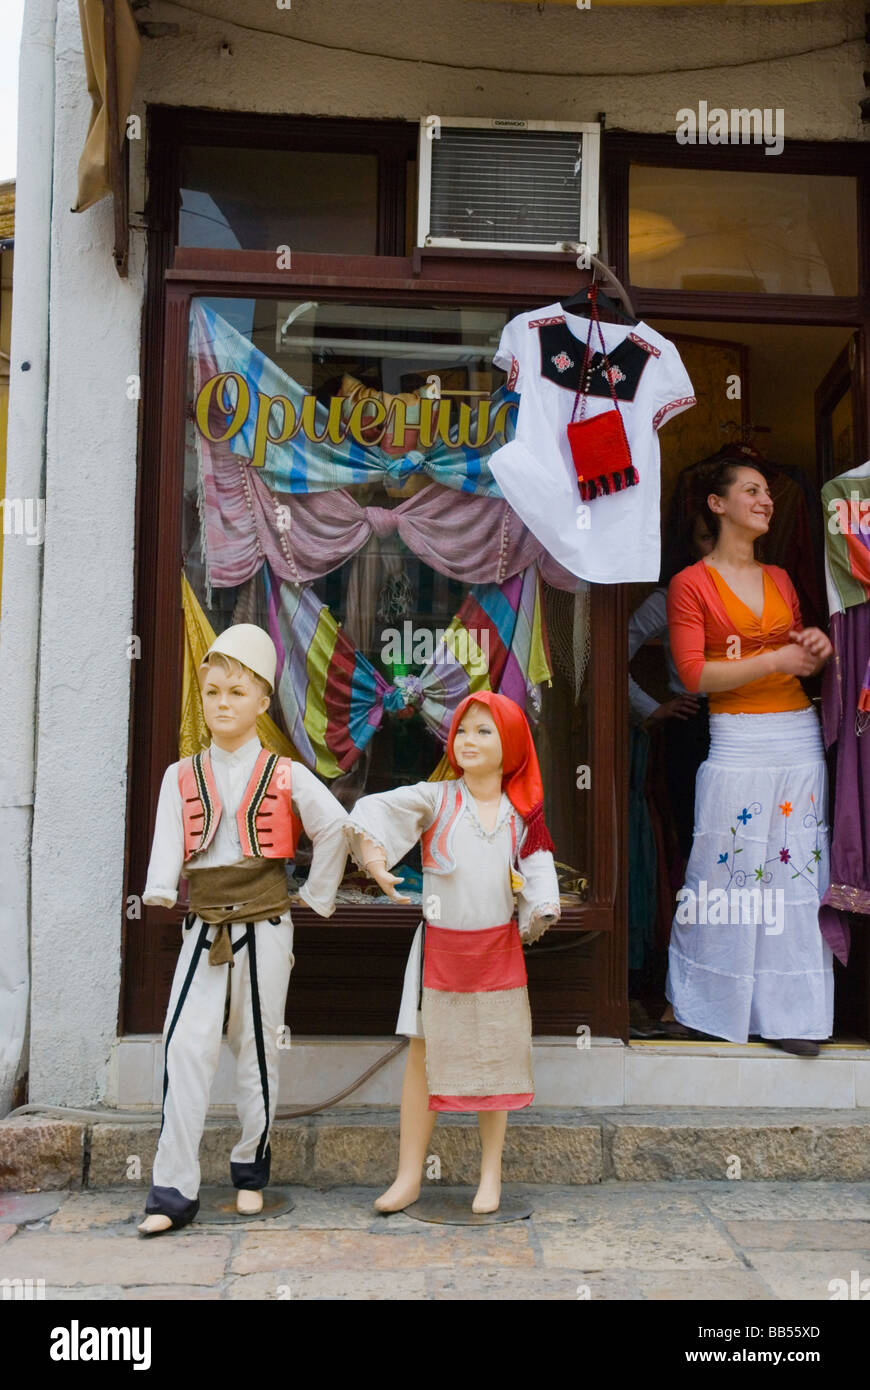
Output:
top-left (262, 562), bottom-right (552, 779)
top-left (190, 302), bottom-right (515, 499)
top-left (822, 467), bottom-right (870, 616)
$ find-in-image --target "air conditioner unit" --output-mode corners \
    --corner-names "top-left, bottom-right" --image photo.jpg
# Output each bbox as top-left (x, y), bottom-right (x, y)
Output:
top-left (417, 116), bottom-right (600, 255)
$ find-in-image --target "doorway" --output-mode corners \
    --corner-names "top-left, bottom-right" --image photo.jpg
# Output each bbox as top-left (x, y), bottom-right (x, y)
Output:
top-left (625, 319), bottom-right (869, 1044)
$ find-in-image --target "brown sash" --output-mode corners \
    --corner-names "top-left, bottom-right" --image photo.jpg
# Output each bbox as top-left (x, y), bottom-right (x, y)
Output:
top-left (187, 860), bottom-right (292, 966)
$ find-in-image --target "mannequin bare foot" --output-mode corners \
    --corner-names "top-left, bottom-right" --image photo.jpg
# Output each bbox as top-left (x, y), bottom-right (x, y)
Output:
top-left (236, 1189), bottom-right (264, 1215)
top-left (374, 1175), bottom-right (421, 1213)
top-left (472, 1175), bottom-right (501, 1215)
top-left (137, 1214), bottom-right (173, 1237)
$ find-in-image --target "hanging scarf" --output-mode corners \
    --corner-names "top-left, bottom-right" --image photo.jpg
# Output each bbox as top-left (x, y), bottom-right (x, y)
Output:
top-left (445, 690), bottom-right (555, 858)
top-left (821, 465), bottom-right (870, 724)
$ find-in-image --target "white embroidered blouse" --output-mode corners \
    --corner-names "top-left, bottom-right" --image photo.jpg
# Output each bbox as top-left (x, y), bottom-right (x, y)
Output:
top-left (346, 777), bottom-right (561, 943)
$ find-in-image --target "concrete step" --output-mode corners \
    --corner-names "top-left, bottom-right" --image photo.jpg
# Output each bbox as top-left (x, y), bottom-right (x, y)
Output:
top-left (2, 1107), bottom-right (870, 1192)
top-left (110, 1035), bottom-right (870, 1109)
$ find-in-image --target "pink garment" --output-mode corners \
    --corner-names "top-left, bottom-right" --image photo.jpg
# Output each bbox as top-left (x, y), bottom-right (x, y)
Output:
top-left (197, 423), bottom-right (580, 592)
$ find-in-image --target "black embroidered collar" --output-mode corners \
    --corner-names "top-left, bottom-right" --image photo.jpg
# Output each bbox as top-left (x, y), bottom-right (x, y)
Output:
top-left (537, 320), bottom-right (653, 401)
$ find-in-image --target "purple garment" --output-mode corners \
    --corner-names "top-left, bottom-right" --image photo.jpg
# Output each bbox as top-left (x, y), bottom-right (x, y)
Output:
top-left (819, 604), bottom-right (870, 964)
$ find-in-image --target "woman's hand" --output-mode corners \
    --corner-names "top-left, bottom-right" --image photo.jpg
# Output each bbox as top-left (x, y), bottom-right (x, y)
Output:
top-left (788, 627), bottom-right (833, 665)
top-left (772, 641), bottom-right (818, 678)
top-left (646, 694), bottom-right (700, 725)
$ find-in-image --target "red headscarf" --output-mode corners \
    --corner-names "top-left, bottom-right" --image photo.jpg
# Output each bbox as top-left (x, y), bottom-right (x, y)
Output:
top-left (446, 691), bottom-right (555, 858)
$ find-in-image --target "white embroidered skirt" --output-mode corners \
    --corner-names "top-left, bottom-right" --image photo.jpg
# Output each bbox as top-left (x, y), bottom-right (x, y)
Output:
top-left (665, 707), bottom-right (834, 1043)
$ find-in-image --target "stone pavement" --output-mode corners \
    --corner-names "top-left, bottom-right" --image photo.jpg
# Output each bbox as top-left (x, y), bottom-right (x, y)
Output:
top-left (1, 1182), bottom-right (869, 1300)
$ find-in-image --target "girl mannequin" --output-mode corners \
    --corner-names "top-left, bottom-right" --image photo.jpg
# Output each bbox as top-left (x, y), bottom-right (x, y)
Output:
top-left (346, 692), bottom-right (560, 1214)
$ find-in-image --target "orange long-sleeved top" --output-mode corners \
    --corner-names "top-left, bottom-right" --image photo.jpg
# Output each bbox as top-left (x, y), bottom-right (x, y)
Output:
top-left (666, 559), bottom-right (812, 715)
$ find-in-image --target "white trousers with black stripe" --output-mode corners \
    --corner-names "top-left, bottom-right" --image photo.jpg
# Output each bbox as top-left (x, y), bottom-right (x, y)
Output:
top-left (150, 911), bottom-right (295, 1208)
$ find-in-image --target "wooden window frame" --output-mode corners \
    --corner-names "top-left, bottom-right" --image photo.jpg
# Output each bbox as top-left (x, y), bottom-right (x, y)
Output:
top-left (124, 107), bottom-right (628, 1038)
top-left (125, 116), bottom-right (868, 1041)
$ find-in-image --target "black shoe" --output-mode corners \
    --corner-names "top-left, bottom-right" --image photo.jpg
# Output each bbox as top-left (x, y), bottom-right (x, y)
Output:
top-left (766, 1038), bottom-right (820, 1057)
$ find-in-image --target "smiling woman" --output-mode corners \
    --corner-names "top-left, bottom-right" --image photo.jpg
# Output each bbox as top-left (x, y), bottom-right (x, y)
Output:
top-left (664, 459), bottom-right (835, 1052)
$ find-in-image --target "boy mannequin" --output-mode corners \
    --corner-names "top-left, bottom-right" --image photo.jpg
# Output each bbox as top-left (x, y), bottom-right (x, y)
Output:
top-left (139, 624), bottom-right (349, 1235)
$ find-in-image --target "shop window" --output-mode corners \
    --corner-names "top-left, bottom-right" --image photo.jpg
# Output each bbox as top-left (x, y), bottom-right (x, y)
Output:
top-left (179, 147), bottom-right (380, 253)
top-left (183, 295), bottom-right (592, 911)
top-left (629, 166), bottom-right (858, 296)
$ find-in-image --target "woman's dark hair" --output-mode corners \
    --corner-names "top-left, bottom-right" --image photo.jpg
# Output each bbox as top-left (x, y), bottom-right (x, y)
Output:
top-left (687, 451), bottom-right (773, 542)
top-left (660, 508), bottom-right (705, 585)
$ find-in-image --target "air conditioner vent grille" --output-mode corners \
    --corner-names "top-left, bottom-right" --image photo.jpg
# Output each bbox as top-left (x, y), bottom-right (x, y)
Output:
top-left (429, 127), bottom-right (582, 245)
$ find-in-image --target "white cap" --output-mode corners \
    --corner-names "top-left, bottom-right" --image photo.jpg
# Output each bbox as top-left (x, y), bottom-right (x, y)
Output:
top-left (203, 624), bottom-right (277, 693)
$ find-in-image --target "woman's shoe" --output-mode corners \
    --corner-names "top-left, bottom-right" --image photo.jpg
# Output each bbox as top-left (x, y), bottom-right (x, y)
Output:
top-left (767, 1038), bottom-right (820, 1057)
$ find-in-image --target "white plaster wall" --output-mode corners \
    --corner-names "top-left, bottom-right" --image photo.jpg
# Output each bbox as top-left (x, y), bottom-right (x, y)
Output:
top-left (138, 0), bottom-right (867, 142)
top-left (27, 0), bottom-right (867, 1106)
top-left (27, 0), bottom-right (146, 1105)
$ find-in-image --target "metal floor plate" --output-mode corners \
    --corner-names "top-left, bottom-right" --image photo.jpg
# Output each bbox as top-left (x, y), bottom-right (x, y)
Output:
top-left (402, 1188), bottom-right (532, 1225)
top-left (196, 1187), bottom-right (295, 1223)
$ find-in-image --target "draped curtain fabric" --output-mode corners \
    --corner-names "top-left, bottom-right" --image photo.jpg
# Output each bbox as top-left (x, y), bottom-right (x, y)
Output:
top-left (191, 305), bottom-right (579, 592)
top-left (186, 302), bottom-right (562, 781)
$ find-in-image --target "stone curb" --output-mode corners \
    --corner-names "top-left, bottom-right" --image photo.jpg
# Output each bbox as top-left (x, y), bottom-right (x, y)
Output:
top-left (0, 1108), bottom-right (868, 1191)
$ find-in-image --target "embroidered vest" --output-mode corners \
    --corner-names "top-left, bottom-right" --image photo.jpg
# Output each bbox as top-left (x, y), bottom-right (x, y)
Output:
top-left (421, 781), bottom-right (519, 875)
top-left (178, 747), bottom-right (302, 862)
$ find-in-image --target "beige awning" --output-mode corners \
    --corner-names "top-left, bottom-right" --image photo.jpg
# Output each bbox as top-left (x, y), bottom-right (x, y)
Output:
top-left (73, 0), bottom-right (140, 216)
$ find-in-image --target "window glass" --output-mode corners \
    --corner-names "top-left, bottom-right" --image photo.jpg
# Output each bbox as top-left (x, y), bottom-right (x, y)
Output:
top-left (182, 296), bottom-right (591, 903)
top-left (630, 166), bottom-right (858, 295)
top-left (179, 147), bottom-right (379, 252)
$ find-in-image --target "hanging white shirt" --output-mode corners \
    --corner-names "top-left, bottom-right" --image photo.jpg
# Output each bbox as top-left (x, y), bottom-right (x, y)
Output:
top-left (143, 734), bottom-right (348, 917)
top-left (490, 304), bottom-right (696, 583)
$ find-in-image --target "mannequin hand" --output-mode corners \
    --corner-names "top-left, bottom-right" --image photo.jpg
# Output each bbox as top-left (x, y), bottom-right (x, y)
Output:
top-left (773, 641), bottom-right (817, 678)
top-left (523, 908), bottom-right (560, 945)
top-left (646, 694), bottom-right (699, 725)
top-left (788, 627), bottom-right (832, 664)
top-left (366, 861), bottom-right (411, 904)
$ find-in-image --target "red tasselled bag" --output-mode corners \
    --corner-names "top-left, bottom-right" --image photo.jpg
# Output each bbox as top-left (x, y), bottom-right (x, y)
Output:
top-left (566, 288), bottom-right (639, 502)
